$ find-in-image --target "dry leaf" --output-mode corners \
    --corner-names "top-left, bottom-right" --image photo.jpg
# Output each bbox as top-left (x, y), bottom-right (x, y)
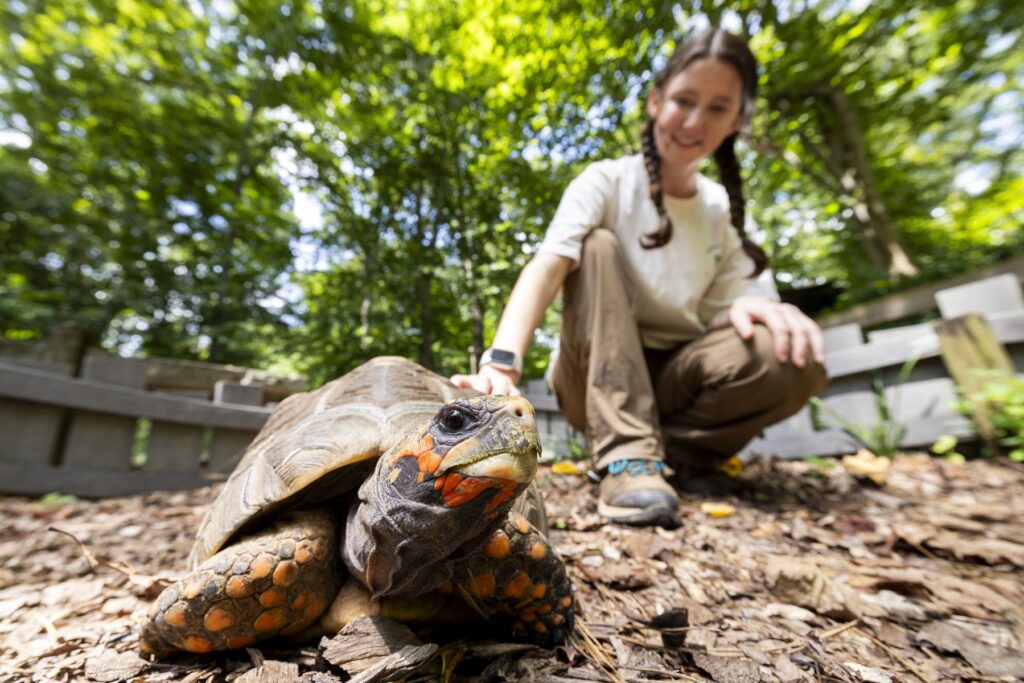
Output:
top-left (701, 502), bottom-right (737, 518)
top-left (842, 449), bottom-right (890, 486)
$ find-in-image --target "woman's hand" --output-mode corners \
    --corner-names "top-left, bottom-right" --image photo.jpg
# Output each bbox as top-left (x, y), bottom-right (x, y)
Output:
top-left (450, 364), bottom-right (522, 396)
top-left (713, 296), bottom-right (825, 368)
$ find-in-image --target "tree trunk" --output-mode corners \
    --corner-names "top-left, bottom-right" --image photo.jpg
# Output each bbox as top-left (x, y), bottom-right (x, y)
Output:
top-left (825, 88), bottom-right (918, 280)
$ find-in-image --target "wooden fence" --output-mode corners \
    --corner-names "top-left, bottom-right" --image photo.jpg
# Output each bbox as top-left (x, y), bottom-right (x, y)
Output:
top-left (740, 273), bottom-right (1024, 459)
top-left (0, 274), bottom-right (1021, 497)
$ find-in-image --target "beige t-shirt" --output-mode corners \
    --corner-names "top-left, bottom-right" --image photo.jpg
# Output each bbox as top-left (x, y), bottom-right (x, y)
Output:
top-left (537, 154), bottom-right (779, 349)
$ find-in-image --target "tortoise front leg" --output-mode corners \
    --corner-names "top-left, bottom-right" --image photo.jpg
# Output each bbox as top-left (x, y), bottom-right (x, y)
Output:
top-left (449, 512), bottom-right (575, 647)
top-left (140, 510), bottom-right (340, 659)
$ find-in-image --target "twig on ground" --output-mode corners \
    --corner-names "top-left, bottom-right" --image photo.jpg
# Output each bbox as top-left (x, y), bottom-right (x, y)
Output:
top-left (855, 627), bottom-right (930, 683)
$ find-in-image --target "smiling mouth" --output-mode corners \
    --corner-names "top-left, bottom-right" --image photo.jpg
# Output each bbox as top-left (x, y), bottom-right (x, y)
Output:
top-left (671, 135), bottom-right (701, 148)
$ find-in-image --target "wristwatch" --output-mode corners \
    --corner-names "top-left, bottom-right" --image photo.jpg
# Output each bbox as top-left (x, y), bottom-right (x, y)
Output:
top-left (479, 347), bottom-right (523, 376)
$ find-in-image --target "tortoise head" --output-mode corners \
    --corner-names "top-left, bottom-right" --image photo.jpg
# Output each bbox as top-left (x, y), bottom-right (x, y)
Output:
top-left (342, 395), bottom-right (543, 597)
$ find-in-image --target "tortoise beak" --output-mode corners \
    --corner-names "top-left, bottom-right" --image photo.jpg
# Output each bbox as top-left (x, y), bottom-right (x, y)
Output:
top-left (437, 397), bottom-right (540, 484)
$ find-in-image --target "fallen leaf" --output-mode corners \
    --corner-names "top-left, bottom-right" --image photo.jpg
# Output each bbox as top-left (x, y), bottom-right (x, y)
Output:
top-left (552, 461), bottom-right (586, 475)
top-left (842, 662), bottom-right (893, 683)
top-left (693, 653), bottom-right (761, 682)
top-left (842, 449), bottom-right (890, 486)
top-left (701, 502), bottom-right (737, 518)
top-left (917, 621), bottom-right (1024, 679)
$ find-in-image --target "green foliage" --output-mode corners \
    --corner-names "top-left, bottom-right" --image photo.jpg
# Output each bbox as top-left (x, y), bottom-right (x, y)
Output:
top-left (1, 0), bottom-right (1020, 379)
top-left (959, 373), bottom-right (1024, 462)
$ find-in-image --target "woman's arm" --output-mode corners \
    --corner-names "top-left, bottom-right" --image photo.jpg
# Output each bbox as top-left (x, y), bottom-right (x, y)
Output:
top-left (451, 252), bottom-right (574, 395)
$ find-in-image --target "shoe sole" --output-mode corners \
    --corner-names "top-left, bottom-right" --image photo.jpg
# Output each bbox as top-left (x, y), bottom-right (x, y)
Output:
top-left (597, 500), bottom-right (681, 528)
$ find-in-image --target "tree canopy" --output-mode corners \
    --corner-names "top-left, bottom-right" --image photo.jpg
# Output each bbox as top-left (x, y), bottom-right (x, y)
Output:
top-left (2, 0), bottom-right (1020, 382)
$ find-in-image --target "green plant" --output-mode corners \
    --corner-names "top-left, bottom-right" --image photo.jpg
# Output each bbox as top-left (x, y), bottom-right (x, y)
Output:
top-left (959, 373), bottom-right (1024, 462)
top-left (811, 354), bottom-right (920, 457)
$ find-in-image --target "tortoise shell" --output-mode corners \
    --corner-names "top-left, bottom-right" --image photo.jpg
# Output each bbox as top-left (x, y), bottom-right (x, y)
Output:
top-left (190, 356), bottom-right (473, 568)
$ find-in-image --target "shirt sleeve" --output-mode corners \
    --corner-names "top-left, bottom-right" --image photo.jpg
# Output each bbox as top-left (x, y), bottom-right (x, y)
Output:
top-left (535, 162), bottom-right (616, 264)
top-left (698, 214), bottom-right (779, 324)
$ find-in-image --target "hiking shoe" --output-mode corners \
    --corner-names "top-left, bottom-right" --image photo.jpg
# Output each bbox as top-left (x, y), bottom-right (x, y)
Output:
top-left (671, 458), bottom-right (745, 496)
top-left (597, 459), bottom-right (680, 527)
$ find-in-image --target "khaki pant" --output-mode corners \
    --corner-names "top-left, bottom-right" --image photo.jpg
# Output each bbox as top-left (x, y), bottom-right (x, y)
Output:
top-left (549, 229), bottom-right (827, 470)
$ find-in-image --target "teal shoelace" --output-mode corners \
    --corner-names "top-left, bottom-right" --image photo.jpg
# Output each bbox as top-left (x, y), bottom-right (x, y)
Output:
top-left (607, 459), bottom-right (665, 477)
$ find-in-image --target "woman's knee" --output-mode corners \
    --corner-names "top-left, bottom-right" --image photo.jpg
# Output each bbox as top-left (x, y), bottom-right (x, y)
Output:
top-left (750, 326), bottom-right (827, 405)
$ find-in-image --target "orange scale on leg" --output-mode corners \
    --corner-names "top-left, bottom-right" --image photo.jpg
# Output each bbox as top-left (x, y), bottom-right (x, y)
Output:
top-left (227, 635), bottom-right (255, 649)
top-left (204, 606), bottom-right (236, 631)
top-left (484, 532), bottom-right (511, 559)
top-left (272, 560), bottom-right (299, 586)
top-left (250, 553), bottom-right (276, 580)
top-left (183, 579), bottom-right (204, 600)
top-left (182, 636), bottom-right (213, 653)
top-left (531, 583), bottom-right (547, 599)
top-left (259, 588), bottom-right (285, 608)
top-left (254, 608), bottom-right (287, 632)
top-left (226, 576), bottom-right (253, 598)
top-left (504, 572), bottom-right (531, 599)
top-left (164, 604), bottom-right (188, 628)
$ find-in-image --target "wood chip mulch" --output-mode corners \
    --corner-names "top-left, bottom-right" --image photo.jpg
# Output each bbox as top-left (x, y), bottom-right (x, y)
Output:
top-left (2, 454), bottom-right (1023, 682)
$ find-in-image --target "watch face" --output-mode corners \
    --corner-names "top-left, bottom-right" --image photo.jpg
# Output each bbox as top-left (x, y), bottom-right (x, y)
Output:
top-left (490, 349), bottom-right (516, 365)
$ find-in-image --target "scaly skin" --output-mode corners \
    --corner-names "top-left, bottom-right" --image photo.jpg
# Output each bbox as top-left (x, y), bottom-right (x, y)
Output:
top-left (449, 512), bottom-right (575, 647)
top-left (140, 510), bottom-right (339, 659)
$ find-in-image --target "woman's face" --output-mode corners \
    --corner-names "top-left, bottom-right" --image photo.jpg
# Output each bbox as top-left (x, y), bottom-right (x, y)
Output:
top-left (646, 58), bottom-right (745, 168)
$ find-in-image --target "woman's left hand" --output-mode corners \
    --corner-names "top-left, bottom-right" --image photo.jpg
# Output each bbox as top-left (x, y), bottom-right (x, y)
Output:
top-left (713, 296), bottom-right (825, 368)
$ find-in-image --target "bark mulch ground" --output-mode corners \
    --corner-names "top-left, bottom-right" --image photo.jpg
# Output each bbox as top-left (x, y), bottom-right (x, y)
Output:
top-left (2, 454), bottom-right (1023, 682)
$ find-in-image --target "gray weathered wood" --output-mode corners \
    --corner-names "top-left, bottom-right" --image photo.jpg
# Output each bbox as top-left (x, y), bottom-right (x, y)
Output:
top-left (144, 355), bottom-right (305, 402)
top-left (867, 323), bottom-right (934, 343)
top-left (208, 381), bottom-right (263, 473)
top-left (0, 461), bottom-right (221, 498)
top-left (0, 362), bottom-right (272, 430)
top-left (0, 362), bottom-right (74, 466)
top-left (816, 372), bottom-right (880, 433)
top-left (936, 273), bottom-right (1024, 318)
top-left (145, 390), bottom-right (208, 473)
top-left (63, 356), bottom-right (148, 469)
top-left (822, 323), bottom-right (864, 351)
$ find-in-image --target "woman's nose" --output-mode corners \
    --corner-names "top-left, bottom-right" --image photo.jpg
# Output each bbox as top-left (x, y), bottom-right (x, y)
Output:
top-left (683, 107), bottom-right (703, 129)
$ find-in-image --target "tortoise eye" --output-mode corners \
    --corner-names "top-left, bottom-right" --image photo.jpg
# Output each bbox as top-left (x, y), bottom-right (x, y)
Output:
top-left (440, 407), bottom-right (468, 432)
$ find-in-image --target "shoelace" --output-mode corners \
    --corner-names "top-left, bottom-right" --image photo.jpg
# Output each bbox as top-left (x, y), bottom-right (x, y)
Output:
top-left (607, 459), bottom-right (665, 477)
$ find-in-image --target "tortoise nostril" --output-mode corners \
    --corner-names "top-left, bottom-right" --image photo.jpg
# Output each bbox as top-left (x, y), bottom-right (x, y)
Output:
top-left (515, 407), bottom-right (523, 417)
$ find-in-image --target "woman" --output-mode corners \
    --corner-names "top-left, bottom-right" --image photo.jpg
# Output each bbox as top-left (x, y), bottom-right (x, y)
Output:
top-left (452, 30), bottom-right (827, 527)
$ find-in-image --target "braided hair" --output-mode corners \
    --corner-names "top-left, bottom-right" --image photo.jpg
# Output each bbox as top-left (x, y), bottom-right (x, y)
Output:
top-left (639, 29), bottom-right (769, 277)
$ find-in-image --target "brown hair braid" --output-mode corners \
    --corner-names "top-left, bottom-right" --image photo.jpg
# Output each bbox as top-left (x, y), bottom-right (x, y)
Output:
top-left (714, 133), bottom-right (769, 275)
top-left (639, 29), bottom-right (769, 277)
top-left (640, 118), bottom-right (671, 248)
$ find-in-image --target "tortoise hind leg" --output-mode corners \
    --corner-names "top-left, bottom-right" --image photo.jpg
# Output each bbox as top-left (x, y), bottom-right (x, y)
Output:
top-left (450, 511), bottom-right (575, 647)
top-left (140, 509), bottom-right (340, 659)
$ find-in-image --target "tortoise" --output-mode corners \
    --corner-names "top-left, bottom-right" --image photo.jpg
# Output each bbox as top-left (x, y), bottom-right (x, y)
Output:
top-left (140, 356), bottom-right (574, 658)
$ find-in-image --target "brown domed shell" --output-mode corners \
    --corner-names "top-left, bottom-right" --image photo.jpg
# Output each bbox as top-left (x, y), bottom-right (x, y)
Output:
top-left (189, 357), bottom-right (473, 568)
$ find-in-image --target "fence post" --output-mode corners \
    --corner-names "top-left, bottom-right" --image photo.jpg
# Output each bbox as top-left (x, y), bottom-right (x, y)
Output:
top-left (61, 354), bottom-right (148, 469)
top-left (145, 389), bottom-right (210, 473)
top-left (208, 382), bottom-right (263, 473)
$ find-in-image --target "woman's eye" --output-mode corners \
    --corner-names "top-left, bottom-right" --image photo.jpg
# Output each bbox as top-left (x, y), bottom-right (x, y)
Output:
top-left (442, 408), bottom-right (467, 431)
